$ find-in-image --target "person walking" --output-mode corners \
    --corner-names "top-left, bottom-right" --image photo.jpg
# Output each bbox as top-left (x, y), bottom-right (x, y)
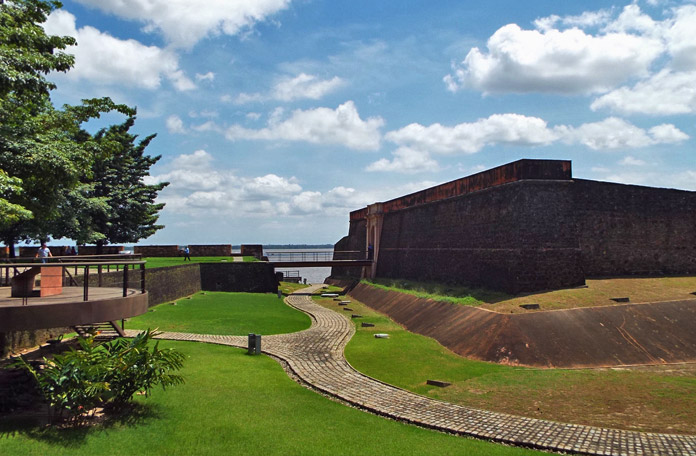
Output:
top-left (183, 246), bottom-right (191, 261)
top-left (36, 243), bottom-right (52, 263)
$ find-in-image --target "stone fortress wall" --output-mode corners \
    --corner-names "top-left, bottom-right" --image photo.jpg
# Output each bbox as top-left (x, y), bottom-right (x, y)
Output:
top-left (333, 159), bottom-right (696, 293)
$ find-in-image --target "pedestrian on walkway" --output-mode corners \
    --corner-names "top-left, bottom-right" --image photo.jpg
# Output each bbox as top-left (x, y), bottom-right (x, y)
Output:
top-left (36, 243), bottom-right (52, 263)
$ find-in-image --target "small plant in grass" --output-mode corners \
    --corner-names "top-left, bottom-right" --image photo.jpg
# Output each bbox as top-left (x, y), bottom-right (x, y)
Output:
top-left (13, 329), bottom-right (185, 424)
top-left (100, 330), bottom-right (186, 409)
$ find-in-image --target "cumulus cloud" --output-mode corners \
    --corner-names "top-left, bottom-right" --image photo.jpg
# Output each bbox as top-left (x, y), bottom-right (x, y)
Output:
top-left (444, 22), bottom-right (661, 94)
top-left (45, 10), bottom-right (194, 91)
top-left (448, 3), bottom-right (696, 117)
top-left (73, 0), bottom-right (292, 48)
top-left (366, 147), bottom-right (440, 174)
top-left (367, 115), bottom-right (688, 173)
top-left (385, 114), bottom-right (558, 154)
top-left (236, 73), bottom-right (345, 104)
top-left (591, 69), bottom-right (696, 114)
top-left (149, 150), bottom-right (374, 217)
top-left (556, 117), bottom-right (688, 150)
top-left (225, 101), bottom-right (384, 150)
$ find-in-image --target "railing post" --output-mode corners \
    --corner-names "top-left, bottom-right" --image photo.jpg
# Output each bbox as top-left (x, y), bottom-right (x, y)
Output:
top-left (83, 266), bottom-right (89, 301)
top-left (98, 264), bottom-right (103, 287)
top-left (140, 263), bottom-right (145, 293)
top-left (123, 265), bottom-right (129, 297)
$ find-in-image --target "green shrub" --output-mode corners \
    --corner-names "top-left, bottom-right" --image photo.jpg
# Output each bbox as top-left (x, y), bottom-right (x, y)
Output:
top-left (100, 330), bottom-right (186, 408)
top-left (13, 329), bottom-right (185, 423)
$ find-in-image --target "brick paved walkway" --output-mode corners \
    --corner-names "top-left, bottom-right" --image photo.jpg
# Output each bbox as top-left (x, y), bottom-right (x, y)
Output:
top-left (127, 285), bottom-right (696, 455)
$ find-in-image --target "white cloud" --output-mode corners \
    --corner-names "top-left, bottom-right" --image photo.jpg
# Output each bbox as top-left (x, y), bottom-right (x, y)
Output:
top-left (149, 150), bottom-right (376, 217)
top-left (619, 156), bottom-right (646, 166)
top-left (385, 114), bottom-right (558, 154)
top-left (663, 5), bottom-right (696, 70)
top-left (236, 73), bottom-right (344, 104)
top-left (556, 117), bottom-right (688, 150)
top-left (272, 73), bottom-right (344, 101)
top-left (534, 10), bottom-right (612, 31)
top-left (599, 169), bottom-right (696, 191)
top-left (74, 0), bottom-right (292, 49)
top-left (591, 69), bottom-right (696, 115)
top-left (195, 72), bottom-right (215, 82)
top-left (45, 10), bottom-right (194, 91)
top-left (365, 147), bottom-right (440, 174)
top-left (649, 123), bottom-right (689, 143)
top-left (166, 115), bottom-right (186, 134)
top-left (225, 101), bottom-right (384, 150)
top-left (444, 22), bottom-right (662, 94)
top-left (368, 115), bottom-right (689, 174)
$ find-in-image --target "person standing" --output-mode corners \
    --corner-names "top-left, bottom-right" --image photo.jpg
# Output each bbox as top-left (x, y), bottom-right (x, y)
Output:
top-left (184, 246), bottom-right (191, 261)
top-left (36, 243), bottom-right (52, 263)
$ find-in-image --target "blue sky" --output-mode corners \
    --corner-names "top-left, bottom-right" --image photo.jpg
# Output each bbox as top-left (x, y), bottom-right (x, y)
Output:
top-left (44, 0), bottom-right (696, 245)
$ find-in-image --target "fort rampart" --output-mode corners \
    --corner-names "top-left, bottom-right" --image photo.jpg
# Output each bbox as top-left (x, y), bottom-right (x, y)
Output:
top-left (334, 159), bottom-right (696, 293)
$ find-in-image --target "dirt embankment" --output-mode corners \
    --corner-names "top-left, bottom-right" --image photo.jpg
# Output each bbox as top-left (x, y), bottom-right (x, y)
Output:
top-left (348, 283), bottom-right (696, 368)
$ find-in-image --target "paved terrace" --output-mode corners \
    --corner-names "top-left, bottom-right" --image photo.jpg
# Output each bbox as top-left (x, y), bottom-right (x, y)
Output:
top-left (126, 285), bottom-right (696, 456)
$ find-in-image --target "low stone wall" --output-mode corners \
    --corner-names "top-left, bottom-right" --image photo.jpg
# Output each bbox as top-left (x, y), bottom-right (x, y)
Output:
top-left (134, 245), bottom-right (180, 257)
top-left (200, 263), bottom-right (277, 293)
top-left (0, 327), bottom-right (70, 358)
top-left (241, 244), bottom-right (263, 259)
top-left (190, 244), bottom-right (232, 256)
top-left (77, 245), bottom-right (124, 255)
top-left (75, 264), bottom-right (202, 307)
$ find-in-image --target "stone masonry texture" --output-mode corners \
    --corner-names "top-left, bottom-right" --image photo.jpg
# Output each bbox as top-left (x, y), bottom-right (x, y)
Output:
top-left (333, 160), bottom-right (696, 293)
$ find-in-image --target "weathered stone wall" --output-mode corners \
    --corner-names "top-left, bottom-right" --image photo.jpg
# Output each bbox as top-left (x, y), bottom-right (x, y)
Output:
top-left (335, 174), bottom-right (696, 293)
top-left (189, 244), bottom-right (232, 256)
top-left (375, 180), bottom-right (584, 293)
top-left (77, 245), bottom-right (124, 255)
top-left (199, 263), bottom-right (278, 293)
top-left (241, 244), bottom-right (263, 259)
top-left (331, 218), bottom-right (367, 278)
top-left (573, 179), bottom-right (696, 277)
top-left (75, 264), bottom-right (202, 307)
top-left (134, 245), bottom-right (181, 257)
top-left (0, 327), bottom-right (70, 358)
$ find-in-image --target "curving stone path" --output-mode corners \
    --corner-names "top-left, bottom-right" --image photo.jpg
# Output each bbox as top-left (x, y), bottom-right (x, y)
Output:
top-left (127, 285), bottom-right (696, 456)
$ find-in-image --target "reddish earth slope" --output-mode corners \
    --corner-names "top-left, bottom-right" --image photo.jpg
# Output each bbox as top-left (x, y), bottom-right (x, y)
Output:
top-left (348, 283), bottom-right (696, 368)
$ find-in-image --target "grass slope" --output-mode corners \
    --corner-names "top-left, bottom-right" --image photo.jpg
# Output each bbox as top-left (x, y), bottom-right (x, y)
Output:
top-left (366, 276), bottom-right (696, 313)
top-left (318, 295), bottom-right (696, 434)
top-left (127, 291), bottom-right (311, 335)
top-left (0, 342), bottom-right (542, 456)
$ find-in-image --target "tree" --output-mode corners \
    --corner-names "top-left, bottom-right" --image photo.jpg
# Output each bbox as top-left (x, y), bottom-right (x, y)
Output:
top-left (0, 0), bottom-right (133, 254)
top-left (67, 115), bottom-right (169, 252)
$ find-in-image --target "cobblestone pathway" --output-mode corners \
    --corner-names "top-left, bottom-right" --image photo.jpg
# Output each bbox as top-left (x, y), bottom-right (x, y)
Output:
top-left (126, 285), bottom-right (696, 456)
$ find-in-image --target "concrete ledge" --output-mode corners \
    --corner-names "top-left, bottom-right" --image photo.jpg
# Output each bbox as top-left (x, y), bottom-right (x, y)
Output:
top-left (0, 288), bottom-right (148, 332)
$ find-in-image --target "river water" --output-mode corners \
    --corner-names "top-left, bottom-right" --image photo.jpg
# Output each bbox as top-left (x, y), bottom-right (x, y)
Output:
top-left (263, 248), bottom-right (333, 285)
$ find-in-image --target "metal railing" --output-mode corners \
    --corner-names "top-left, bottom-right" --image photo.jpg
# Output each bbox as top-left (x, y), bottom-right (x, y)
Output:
top-left (265, 250), bottom-right (364, 262)
top-left (1, 258), bottom-right (146, 305)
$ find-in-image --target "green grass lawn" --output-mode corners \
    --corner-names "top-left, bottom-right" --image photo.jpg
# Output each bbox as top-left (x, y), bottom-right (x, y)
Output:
top-left (0, 342), bottom-right (543, 456)
top-left (142, 256), bottom-right (257, 269)
top-left (317, 295), bottom-right (696, 434)
top-left (127, 291), bottom-right (311, 335)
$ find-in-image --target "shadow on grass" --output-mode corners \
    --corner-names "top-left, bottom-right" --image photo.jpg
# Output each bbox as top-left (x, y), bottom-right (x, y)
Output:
top-left (0, 403), bottom-right (162, 448)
